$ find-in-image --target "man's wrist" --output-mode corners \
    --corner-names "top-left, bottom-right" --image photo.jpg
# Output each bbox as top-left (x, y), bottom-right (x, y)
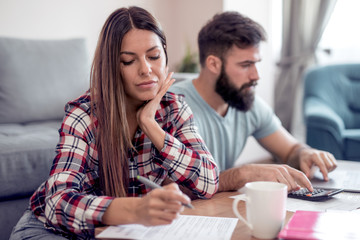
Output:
top-left (218, 166), bottom-right (248, 192)
top-left (286, 143), bottom-right (311, 168)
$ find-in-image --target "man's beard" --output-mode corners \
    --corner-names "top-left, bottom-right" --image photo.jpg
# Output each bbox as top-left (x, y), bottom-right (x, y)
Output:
top-left (215, 66), bottom-right (256, 111)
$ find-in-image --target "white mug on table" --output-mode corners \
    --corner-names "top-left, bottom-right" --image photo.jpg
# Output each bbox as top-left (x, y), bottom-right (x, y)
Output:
top-left (232, 181), bottom-right (288, 239)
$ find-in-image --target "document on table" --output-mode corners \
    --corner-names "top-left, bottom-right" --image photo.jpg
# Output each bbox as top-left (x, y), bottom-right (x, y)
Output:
top-left (96, 215), bottom-right (238, 240)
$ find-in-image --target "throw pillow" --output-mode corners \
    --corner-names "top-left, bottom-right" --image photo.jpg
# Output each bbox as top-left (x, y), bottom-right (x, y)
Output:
top-left (0, 37), bottom-right (90, 123)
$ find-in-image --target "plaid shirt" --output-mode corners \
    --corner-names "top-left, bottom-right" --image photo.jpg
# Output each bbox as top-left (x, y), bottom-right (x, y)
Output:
top-left (30, 91), bottom-right (219, 239)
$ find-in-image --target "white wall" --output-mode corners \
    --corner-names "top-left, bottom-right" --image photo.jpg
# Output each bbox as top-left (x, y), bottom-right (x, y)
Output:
top-left (0, 0), bottom-right (222, 72)
top-left (158, 0), bottom-right (223, 71)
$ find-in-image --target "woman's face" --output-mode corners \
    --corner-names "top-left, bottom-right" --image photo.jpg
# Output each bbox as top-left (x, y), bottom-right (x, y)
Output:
top-left (120, 29), bottom-right (167, 106)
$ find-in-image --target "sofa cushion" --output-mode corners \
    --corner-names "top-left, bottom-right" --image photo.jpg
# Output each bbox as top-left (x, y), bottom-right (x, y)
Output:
top-left (0, 121), bottom-right (61, 200)
top-left (0, 37), bottom-right (90, 124)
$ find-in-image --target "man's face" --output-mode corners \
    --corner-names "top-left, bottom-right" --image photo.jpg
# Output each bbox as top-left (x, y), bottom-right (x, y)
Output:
top-left (215, 45), bottom-right (261, 111)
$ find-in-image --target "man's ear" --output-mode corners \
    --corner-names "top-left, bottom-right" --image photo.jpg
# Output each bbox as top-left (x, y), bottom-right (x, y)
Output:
top-left (206, 55), bottom-right (222, 75)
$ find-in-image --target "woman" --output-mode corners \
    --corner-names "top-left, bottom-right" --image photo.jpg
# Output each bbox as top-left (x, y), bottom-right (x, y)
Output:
top-left (10, 6), bottom-right (218, 239)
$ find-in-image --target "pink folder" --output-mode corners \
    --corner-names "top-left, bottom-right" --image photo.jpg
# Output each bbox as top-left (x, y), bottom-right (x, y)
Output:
top-left (278, 210), bottom-right (360, 239)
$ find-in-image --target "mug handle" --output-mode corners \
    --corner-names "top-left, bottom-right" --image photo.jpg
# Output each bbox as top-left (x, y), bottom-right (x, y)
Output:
top-left (232, 195), bottom-right (252, 229)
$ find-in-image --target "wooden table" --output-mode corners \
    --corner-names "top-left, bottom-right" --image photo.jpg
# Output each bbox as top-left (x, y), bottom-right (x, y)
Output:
top-left (95, 191), bottom-right (294, 240)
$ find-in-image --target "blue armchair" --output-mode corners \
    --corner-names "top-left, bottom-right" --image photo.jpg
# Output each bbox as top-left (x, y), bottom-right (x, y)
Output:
top-left (303, 64), bottom-right (360, 161)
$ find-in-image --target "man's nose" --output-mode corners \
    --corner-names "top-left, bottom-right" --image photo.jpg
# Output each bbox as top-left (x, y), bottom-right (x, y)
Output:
top-left (250, 66), bottom-right (260, 81)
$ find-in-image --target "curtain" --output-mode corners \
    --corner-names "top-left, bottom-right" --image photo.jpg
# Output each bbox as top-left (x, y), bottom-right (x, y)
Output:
top-left (274, 0), bottom-right (337, 132)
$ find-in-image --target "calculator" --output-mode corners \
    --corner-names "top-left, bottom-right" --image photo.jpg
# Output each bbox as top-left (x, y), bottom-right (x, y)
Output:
top-left (288, 188), bottom-right (344, 201)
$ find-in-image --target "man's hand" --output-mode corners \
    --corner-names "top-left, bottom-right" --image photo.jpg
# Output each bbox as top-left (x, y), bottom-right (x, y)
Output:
top-left (298, 148), bottom-right (337, 181)
top-left (218, 164), bottom-right (313, 192)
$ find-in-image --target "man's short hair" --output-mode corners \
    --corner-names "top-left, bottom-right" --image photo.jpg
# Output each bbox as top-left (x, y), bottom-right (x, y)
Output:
top-left (198, 11), bottom-right (267, 66)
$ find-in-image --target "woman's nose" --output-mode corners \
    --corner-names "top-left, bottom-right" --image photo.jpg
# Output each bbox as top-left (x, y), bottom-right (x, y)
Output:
top-left (139, 58), bottom-right (151, 76)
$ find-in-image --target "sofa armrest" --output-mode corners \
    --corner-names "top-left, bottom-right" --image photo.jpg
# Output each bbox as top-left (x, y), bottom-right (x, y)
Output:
top-left (304, 97), bottom-right (344, 158)
top-left (304, 97), bottom-right (345, 135)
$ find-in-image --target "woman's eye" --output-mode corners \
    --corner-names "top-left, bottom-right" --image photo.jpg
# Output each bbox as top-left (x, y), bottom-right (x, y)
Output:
top-left (149, 55), bottom-right (160, 60)
top-left (122, 60), bottom-right (134, 66)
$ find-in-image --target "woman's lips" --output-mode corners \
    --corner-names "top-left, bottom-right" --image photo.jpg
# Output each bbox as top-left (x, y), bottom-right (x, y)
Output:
top-left (137, 80), bottom-right (158, 89)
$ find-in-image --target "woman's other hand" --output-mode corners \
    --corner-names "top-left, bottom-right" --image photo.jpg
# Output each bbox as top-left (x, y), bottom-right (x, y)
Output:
top-left (137, 72), bottom-right (175, 128)
top-left (136, 72), bottom-right (175, 150)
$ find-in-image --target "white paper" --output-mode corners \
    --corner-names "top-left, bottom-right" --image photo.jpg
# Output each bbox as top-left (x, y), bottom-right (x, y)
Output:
top-left (96, 215), bottom-right (238, 240)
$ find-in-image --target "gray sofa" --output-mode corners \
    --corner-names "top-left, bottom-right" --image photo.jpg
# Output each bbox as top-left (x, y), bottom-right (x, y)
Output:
top-left (0, 37), bottom-right (90, 240)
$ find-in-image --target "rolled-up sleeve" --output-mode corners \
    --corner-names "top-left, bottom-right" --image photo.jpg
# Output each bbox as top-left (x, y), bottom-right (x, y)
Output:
top-left (43, 171), bottom-right (113, 235)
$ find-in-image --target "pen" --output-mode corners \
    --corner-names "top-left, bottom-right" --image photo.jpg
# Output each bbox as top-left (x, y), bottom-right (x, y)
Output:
top-left (136, 175), bottom-right (194, 209)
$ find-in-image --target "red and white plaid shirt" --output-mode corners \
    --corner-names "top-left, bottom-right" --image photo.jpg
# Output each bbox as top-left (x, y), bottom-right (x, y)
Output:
top-left (30, 91), bottom-right (219, 239)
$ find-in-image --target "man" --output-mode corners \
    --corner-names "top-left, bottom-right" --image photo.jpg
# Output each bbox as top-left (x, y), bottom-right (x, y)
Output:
top-left (170, 11), bottom-right (337, 192)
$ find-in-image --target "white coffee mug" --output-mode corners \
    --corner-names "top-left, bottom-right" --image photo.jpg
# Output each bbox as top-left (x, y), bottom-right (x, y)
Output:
top-left (232, 181), bottom-right (288, 239)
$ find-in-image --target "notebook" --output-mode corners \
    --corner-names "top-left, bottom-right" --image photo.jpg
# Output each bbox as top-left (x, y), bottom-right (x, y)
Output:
top-left (310, 160), bottom-right (360, 192)
top-left (278, 210), bottom-right (360, 240)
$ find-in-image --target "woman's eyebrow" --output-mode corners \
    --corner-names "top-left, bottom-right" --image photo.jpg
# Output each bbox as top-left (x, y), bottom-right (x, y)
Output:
top-left (120, 46), bottom-right (160, 55)
top-left (146, 46), bottom-right (160, 53)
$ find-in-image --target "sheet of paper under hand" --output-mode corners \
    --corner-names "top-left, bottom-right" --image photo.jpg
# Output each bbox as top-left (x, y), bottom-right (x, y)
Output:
top-left (96, 215), bottom-right (238, 240)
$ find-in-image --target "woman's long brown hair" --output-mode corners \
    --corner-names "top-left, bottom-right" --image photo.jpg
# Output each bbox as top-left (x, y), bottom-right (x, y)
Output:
top-left (90, 7), bottom-right (168, 197)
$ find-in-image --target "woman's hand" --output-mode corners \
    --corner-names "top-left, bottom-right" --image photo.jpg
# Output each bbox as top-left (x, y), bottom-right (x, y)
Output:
top-left (136, 72), bottom-right (175, 150)
top-left (134, 183), bottom-right (191, 226)
top-left (137, 72), bottom-right (175, 128)
top-left (102, 183), bottom-right (191, 226)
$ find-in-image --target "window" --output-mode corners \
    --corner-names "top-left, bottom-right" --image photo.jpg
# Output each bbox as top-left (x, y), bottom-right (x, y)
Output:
top-left (317, 0), bottom-right (360, 64)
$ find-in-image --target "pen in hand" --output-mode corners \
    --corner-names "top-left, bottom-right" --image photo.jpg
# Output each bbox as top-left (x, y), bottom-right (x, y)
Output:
top-left (137, 175), bottom-right (194, 209)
